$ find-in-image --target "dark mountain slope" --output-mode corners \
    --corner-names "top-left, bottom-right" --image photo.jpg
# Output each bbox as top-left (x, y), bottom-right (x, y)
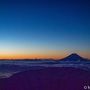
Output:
top-left (0, 67), bottom-right (90, 90)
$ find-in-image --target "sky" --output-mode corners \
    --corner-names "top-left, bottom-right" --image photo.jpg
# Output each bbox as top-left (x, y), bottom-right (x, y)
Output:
top-left (0, 0), bottom-right (90, 59)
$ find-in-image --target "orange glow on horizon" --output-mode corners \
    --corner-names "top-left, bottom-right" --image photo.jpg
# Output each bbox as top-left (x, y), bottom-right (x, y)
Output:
top-left (0, 54), bottom-right (65, 59)
top-left (0, 53), bottom-right (90, 60)
top-left (0, 50), bottom-right (90, 60)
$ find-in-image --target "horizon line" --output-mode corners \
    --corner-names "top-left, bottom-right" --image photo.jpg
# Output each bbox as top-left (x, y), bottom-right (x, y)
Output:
top-left (0, 53), bottom-right (90, 60)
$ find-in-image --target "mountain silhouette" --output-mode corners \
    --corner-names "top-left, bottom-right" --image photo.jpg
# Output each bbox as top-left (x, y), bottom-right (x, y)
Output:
top-left (61, 53), bottom-right (88, 61)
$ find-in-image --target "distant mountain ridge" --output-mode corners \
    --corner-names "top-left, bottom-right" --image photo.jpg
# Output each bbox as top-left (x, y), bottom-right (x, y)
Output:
top-left (0, 53), bottom-right (89, 61)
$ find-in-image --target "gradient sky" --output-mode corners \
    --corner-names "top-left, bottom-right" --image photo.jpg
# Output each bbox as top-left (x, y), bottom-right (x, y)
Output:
top-left (0, 0), bottom-right (90, 59)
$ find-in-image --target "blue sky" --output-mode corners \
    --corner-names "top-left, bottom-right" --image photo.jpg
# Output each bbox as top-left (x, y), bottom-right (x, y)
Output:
top-left (0, 0), bottom-right (90, 59)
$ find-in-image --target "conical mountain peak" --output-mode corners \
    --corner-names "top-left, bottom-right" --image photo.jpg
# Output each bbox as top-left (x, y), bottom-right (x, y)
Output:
top-left (68, 53), bottom-right (82, 58)
top-left (62, 53), bottom-right (84, 61)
